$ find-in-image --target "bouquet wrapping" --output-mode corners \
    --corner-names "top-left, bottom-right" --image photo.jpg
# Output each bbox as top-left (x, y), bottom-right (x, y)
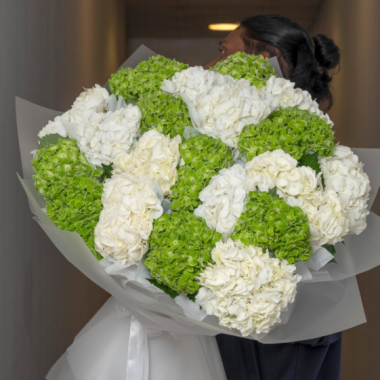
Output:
top-left (16, 45), bottom-right (380, 380)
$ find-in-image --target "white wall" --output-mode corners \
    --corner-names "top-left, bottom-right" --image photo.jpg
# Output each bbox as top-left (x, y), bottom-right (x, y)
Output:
top-left (0, 1), bottom-right (127, 379)
top-left (311, 2), bottom-right (380, 379)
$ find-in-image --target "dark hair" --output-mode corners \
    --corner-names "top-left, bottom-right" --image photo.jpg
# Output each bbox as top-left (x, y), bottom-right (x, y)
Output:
top-left (240, 15), bottom-right (340, 109)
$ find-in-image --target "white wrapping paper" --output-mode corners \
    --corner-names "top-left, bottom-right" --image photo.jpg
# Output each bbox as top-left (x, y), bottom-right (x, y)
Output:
top-left (46, 298), bottom-right (226, 380)
top-left (16, 93), bottom-right (379, 341)
top-left (16, 45), bottom-right (380, 379)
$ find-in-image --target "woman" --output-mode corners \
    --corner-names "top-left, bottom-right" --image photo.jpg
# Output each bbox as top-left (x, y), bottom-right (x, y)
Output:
top-left (206, 14), bottom-right (339, 110)
top-left (205, 15), bottom-right (342, 380)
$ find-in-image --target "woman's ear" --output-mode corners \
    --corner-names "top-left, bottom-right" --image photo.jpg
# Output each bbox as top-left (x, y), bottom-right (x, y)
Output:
top-left (260, 51), bottom-right (271, 59)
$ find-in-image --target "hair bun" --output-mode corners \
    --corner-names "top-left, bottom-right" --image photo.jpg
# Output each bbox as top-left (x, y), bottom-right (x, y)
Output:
top-left (312, 34), bottom-right (340, 70)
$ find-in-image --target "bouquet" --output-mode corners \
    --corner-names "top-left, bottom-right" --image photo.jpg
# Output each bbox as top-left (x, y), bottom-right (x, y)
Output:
top-left (16, 46), bottom-right (380, 379)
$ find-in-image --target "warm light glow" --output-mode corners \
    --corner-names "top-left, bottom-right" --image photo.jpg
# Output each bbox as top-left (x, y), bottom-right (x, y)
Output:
top-left (208, 23), bottom-right (239, 31)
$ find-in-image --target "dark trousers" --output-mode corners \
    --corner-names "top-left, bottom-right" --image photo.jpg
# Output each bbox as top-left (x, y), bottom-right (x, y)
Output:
top-left (216, 333), bottom-right (342, 380)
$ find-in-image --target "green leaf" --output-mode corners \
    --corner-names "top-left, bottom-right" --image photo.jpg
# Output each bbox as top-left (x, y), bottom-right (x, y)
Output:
top-left (298, 152), bottom-right (326, 187)
top-left (38, 134), bottom-right (68, 147)
top-left (147, 279), bottom-right (179, 299)
top-left (322, 244), bottom-right (337, 264)
top-left (100, 163), bottom-right (113, 182)
top-left (298, 152), bottom-right (321, 174)
top-left (322, 244), bottom-right (336, 255)
top-left (267, 187), bottom-right (279, 198)
top-left (187, 293), bottom-right (197, 303)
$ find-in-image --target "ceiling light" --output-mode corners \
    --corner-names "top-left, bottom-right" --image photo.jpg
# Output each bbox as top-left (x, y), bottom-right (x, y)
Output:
top-left (208, 23), bottom-right (239, 31)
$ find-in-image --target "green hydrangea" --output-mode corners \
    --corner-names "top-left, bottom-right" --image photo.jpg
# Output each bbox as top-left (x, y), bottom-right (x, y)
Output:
top-left (210, 52), bottom-right (277, 89)
top-left (145, 212), bottom-right (222, 294)
top-left (137, 93), bottom-right (191, 138)
top-left (109, 55), bottom-right (191, 137)
top-left (238, 106), bottom-right (335, 161)
top-left (170, 134), bottom-right (233, 211)
top-left (231, 191), bottom-right (312, 264)
top-left (32, 138), bottom-right (103, 259)
top-left (109, 55), bottom-right (189, 102)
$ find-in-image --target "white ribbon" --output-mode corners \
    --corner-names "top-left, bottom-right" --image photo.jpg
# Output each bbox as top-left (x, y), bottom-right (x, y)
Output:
top-left (307, 245), bottom-right (335, 271)
top-left (297, 245), bottom-right (335, 283)
top-left (126, 316), bottom-right (149, 380)
top-left (116, 303), bottom-right (149, 380)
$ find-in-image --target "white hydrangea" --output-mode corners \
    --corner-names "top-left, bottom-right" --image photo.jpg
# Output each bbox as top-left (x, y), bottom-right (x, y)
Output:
top-left (113, 130), bottom-right (181, 196)
top-left (38, 85), bottom-right (120, 143)
top-left (276, 166), bottom-right (321, 197)
top-left (245, 149), bottom-right (349, 245)
top-left (163, 66), bottom-right (271, 148)
top-left (70, 84), bottom-right (109, 120)
top-left (245, 150), bottom-right (301, 193)
top-left (261, 76), bottom-right (332, 125)
top-left (162, 66), bottom-right (231, 102)
top-left (194, 165), bottom-right (252, 235)
top-left (72, 104), bottom-right (141, 167)
top-left (95, 172), bottom-right (163, 265)
top-left (38, 106), bottom-right (88, 140)
top-left (286, 190), bottom-right (349, 245)
top-left (320, 145), bottom-right (371, 235)
top-left (38, 116), bottom-right (67, 139)
top-left (196, 239), bottom-right (301, 336)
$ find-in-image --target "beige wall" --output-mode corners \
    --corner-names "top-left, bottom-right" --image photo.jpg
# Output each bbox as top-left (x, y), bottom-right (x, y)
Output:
top-left (0, 1), bottom-right (127, 379)
top-left (311, 0), bottom-right (380, 148)
top-left (311, 1), bottom-right (380, 379)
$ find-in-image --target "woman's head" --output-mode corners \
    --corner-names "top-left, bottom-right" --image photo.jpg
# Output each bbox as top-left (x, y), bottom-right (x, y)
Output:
top-left (206, 15), bottom-right (340, 109)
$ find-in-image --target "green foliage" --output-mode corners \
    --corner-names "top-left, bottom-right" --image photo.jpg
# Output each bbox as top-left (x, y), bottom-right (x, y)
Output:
top-left (32, 138), bottom-right (103, 259)
top-left (268, 187), bottom-right (279, 198)
top-left (238, 106), bottom-right (335, 161)
top-left (322, 244), bottom-right (337, 264)
top-left (322, 244), bottom-right (336, 255)
top-left (231, 191), bottom-right (312, 264)
top-left (298, 152), bottom-right (325, 187)
top-left (109, 55), bottom-right (189, 102)
top-left (109, 55), bottom-right (191, 137)
top-left (100, 163), bottom-right (113, 182)
top-left (145, 212), bottom-right (222, 295)
top-left (187, 293), bottom-right (197, 303)
top-left (210, 52), bottom-right (277, 89)
top-left (137, 93), bottom-right (191, 138)
top-left (298, 152), bottom-right (322, 174)
top-left (38, 133), bottom-right (68, 148)
top-left (148, 279), bottom-right (198, 302)
top-left (170, 134), bottom-right (233, 211)
top-left (147, 279), bottom-right (179, 299)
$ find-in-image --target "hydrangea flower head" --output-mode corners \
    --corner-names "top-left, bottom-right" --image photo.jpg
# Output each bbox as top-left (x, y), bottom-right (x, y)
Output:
top-left (109, 55), bottom-right (189, 102)
top-left (197, 239), bottom-right (301, 335)
top-left (238, 106), bottom-right (335, 160)
top-left (210, 52), bottom-right (277, 89)
top-left (145, 212), bottom-right (222, 294)
top-left (170, 134), bottom-right (233, 211)
top-left (231, 191), bottom-right (312, 263)
top-left (32, 138), bottom-right (103, 258)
